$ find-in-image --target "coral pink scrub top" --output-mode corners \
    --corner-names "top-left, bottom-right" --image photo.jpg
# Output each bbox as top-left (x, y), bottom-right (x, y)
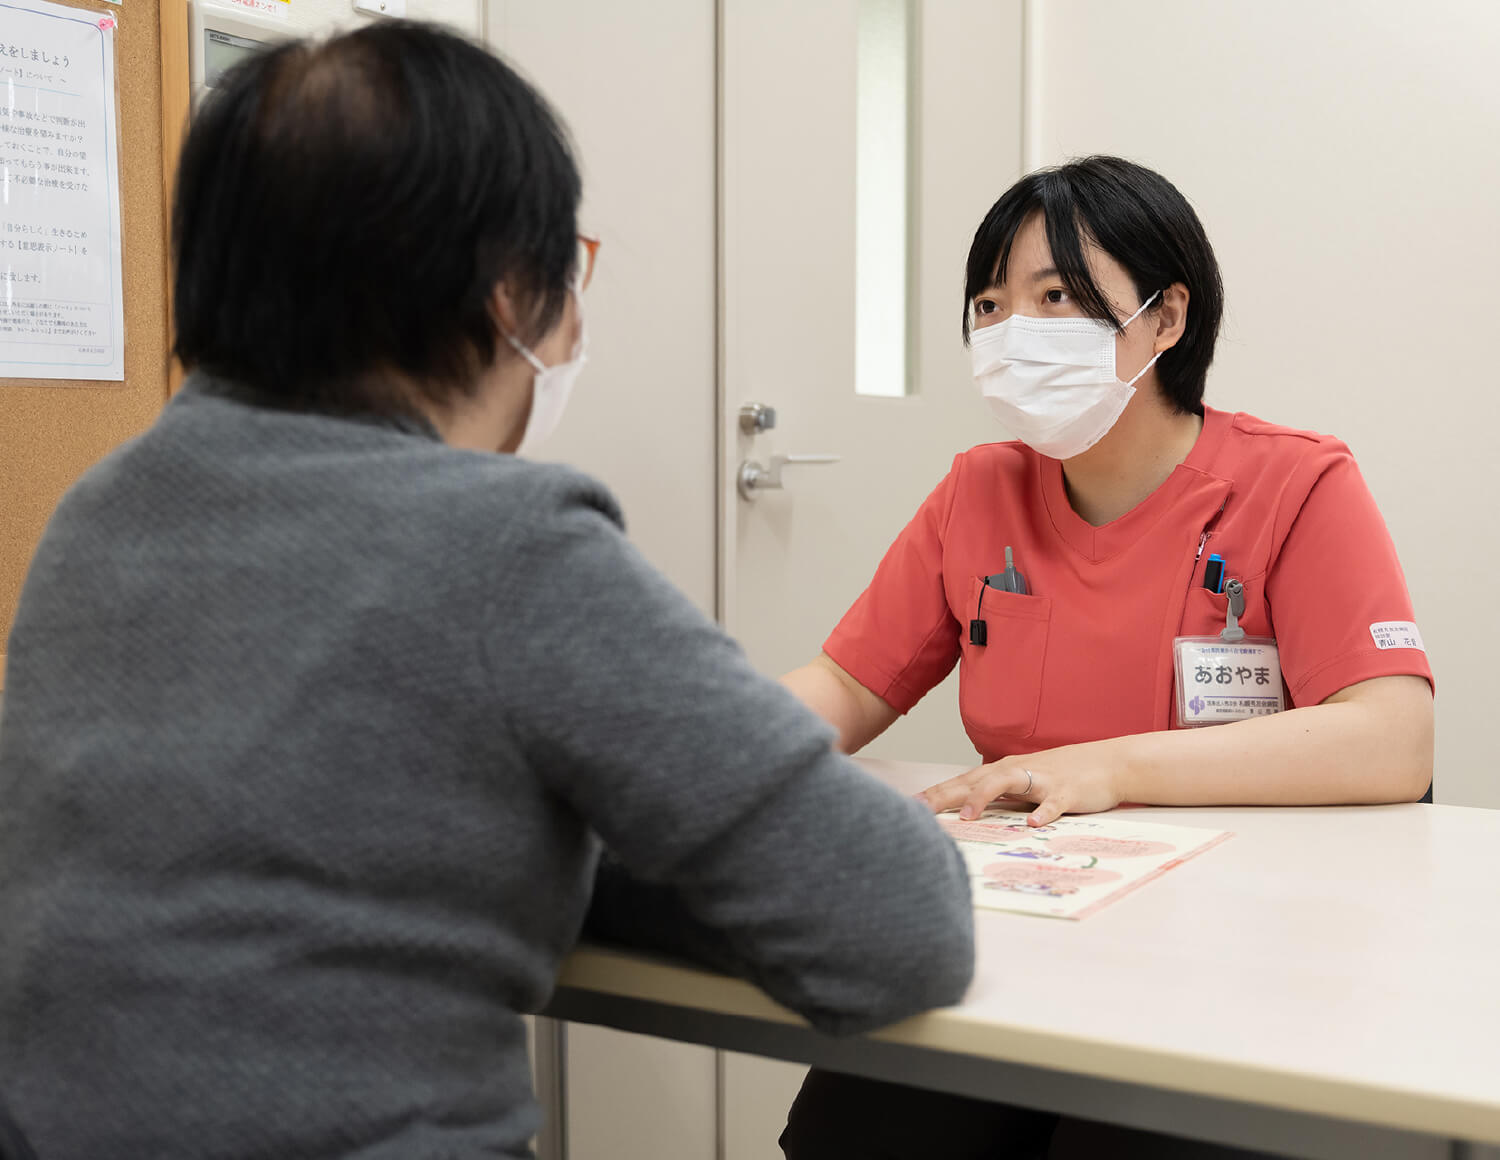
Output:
top-left (823, 407), bottom-right (1433, 762)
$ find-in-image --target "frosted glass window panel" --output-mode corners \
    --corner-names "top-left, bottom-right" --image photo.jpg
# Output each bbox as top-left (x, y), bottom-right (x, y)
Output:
top-left (855, 0), bottom-right (912, 398)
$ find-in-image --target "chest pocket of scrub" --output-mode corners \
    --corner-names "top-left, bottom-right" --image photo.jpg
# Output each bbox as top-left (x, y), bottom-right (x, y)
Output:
top-left (1178, 579), bottom-right (1272, 640)
top-left (958, 576), bottom-right (1052, 745)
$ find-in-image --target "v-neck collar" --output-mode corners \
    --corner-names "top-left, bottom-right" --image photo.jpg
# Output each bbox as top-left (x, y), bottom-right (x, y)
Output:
top-left (1039, 406), bottom-right (1233, 562)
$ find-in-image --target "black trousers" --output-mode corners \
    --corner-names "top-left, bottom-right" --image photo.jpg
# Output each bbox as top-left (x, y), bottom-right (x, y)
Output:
top-left (779, 1070), bottom-right (1291, 1160)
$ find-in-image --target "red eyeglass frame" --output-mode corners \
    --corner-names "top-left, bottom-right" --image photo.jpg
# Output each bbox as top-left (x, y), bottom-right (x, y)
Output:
top-left (576, 234), bottom-right (601, 290)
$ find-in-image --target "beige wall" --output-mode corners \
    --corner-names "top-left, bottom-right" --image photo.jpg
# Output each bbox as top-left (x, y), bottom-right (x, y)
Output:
top-left (1030, 0), bottom-right (1500, 808)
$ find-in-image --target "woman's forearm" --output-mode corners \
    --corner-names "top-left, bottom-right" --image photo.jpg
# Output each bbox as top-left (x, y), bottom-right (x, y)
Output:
top-left (780, 654), bottom-right (899, 754)
top-left (1116, 675), bottom-right (1433, 806)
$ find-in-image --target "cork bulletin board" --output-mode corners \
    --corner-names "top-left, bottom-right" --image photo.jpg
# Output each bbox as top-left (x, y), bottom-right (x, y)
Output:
top-left (0, 0), bottom-right (189, 689)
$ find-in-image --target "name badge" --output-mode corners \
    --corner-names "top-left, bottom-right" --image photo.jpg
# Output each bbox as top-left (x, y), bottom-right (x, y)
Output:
top-left (1174, 636), bottom-right (1285, 727)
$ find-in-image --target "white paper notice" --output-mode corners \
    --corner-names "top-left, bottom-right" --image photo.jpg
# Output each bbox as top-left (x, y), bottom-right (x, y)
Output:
top-left (0, 0), bottom-right (124, 381)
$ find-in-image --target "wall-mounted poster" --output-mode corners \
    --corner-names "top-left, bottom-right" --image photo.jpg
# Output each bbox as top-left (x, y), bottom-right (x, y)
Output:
top-left (0, 0), bottom-right (123, 381)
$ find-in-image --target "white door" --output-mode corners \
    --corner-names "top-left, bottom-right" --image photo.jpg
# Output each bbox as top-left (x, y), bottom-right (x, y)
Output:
top-left (488, 0), bottom-right (719, 621)
top-left (717, 2), bottom-right (1023, 1156)
top-left (720, 0), bottom-right (1022, 765)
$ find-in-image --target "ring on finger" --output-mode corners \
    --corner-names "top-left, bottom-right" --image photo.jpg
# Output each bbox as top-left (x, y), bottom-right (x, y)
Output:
top-left (1020, 768), bottom-right (1033, 796)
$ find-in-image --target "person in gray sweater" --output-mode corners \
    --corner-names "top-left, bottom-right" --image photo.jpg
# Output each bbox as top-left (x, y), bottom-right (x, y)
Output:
top-left (0, 22), bottom-right (973, 1160)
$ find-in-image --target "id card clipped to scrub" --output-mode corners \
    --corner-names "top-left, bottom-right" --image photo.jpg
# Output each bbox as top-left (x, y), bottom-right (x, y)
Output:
top-left (1174, 579), bottom-right (1285, 727)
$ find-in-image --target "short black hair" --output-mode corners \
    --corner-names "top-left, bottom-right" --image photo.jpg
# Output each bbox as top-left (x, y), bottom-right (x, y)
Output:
top-left (962, 156), bottom-right (1224, 415)
top-left (172, 21), bottom-right (580, 414)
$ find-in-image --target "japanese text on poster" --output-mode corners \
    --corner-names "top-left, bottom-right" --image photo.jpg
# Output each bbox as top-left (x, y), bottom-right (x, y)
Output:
top-left (213, 0), bottom-right (290, 21)
top-left (0, 0), bottom-right (124, 381)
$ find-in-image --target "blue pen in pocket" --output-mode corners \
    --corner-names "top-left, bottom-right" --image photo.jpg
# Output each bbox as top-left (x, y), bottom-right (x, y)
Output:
top-left (1202, 553), bottom-right (1226, 594)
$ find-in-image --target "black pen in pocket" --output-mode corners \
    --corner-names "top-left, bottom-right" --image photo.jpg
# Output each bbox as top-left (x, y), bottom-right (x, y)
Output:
top-left (969, 547), bottom-right (1028, 646)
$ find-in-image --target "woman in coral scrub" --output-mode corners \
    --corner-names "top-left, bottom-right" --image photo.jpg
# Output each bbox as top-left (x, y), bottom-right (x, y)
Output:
top-left (779, 156), bottom-right (1434, 1160)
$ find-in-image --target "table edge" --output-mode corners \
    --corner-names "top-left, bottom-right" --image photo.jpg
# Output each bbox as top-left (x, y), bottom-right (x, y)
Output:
top-left (556, 945), bottom-right (1500, 1146)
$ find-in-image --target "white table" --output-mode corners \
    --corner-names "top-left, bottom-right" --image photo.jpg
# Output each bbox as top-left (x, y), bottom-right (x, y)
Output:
top-left (543, 760), bottom-right (1500, 1159)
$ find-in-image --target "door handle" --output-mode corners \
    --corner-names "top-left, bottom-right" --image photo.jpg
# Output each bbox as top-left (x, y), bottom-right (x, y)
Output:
top-left (737, 453), bottom-right (840, 500)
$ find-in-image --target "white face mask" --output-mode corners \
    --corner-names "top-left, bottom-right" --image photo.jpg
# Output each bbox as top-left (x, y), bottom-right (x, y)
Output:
top-left (505, 288), bottom-right (587, 457)
top-left (970, 290), bottom-right (1162, 460)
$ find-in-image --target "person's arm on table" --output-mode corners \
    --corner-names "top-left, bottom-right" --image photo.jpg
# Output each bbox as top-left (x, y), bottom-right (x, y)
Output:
top-left (500, 474), bottom-right (973, 1036)
top-left (920, 673), bottom-right (1433, 825)
top-left (780, 653), bottom-right (899, 754)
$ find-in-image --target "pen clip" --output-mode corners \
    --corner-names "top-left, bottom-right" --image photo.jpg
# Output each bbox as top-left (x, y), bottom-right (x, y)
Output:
top-left (1220, 579), bottom-right (1246, 642)
top-left (988, 545), bottom-right (1029, 596)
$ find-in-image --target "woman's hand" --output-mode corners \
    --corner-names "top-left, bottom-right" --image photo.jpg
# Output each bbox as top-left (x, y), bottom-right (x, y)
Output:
top-left (916, 742), bottom-right (1127, 827)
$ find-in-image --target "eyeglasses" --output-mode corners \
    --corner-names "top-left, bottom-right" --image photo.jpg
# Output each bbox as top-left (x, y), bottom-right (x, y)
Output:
top-left (576, 234), bottom-right (601, 291)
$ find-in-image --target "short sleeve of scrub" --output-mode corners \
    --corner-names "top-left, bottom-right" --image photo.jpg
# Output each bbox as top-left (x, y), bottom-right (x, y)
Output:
top-left (1265, 444), bottom-right (1433, 708)
top-left (823, 460), bottom-right (964, 714)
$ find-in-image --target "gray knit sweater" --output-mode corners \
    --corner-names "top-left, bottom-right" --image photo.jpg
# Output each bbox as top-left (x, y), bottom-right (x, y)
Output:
top-left (0, 377), bottom-right (973, 1159)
